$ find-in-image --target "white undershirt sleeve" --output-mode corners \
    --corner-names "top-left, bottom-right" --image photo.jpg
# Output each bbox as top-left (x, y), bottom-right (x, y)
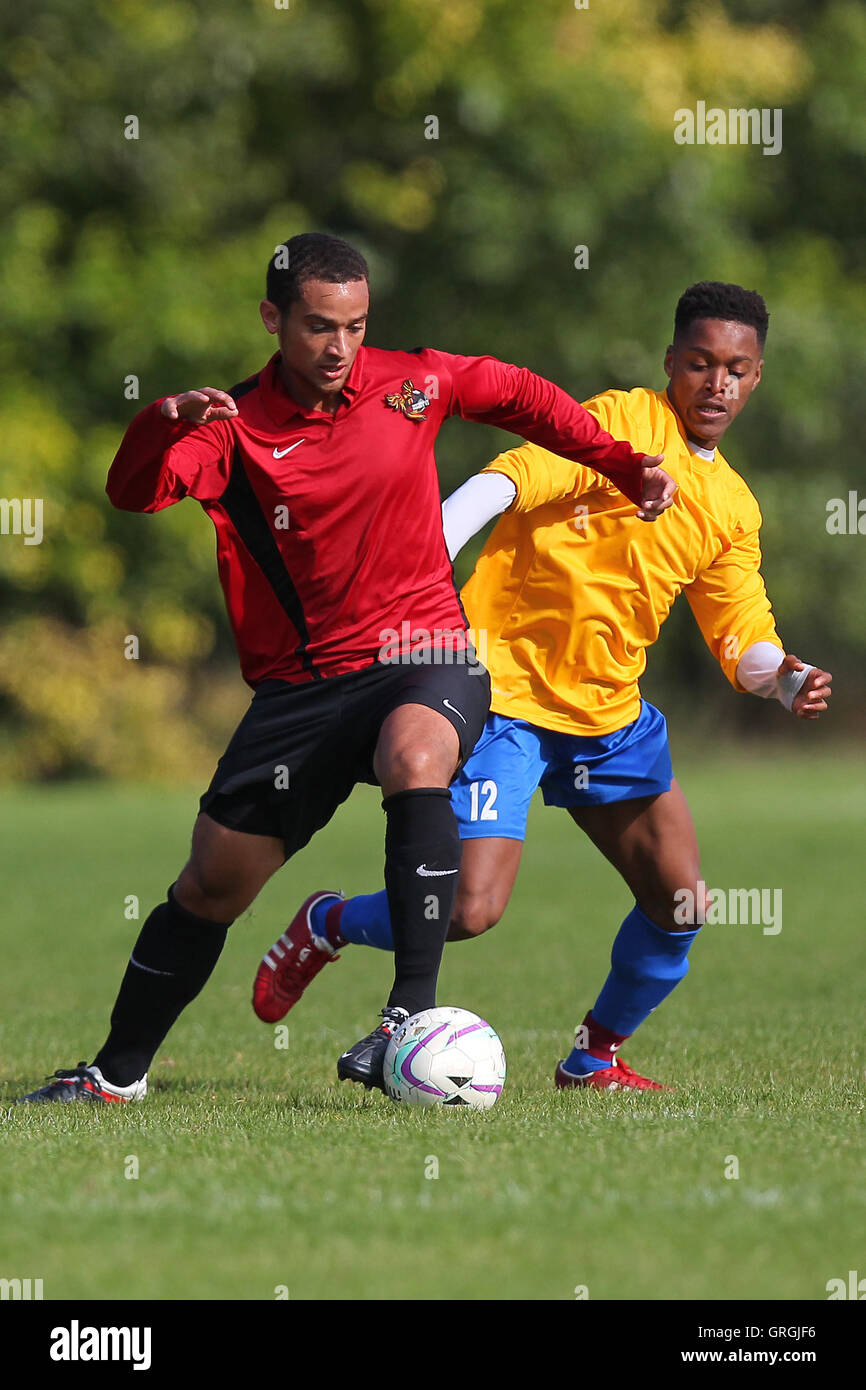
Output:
top-left (441, 471), bottom-right (518, 561)
top-left (736, 641), bottom-right (814, 710)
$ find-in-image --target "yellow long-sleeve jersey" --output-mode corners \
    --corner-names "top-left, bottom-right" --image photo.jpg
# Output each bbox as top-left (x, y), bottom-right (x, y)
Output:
top-left (460, 386), bottom-right (782, 736)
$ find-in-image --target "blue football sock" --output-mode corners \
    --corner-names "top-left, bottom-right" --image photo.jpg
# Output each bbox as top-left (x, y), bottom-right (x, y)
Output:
top-left (309, 895), bottom-right (339, 942)
top-left (564, 904), bottom-right (700, 1073)
top-left (561, 1050), bottom-right (611, 1075)
top-left (593, 905), bottom-right (700, 1033)
top-left (561, 1050), bottom-right (617, 1073)
top-left (322, 891), bottom-right (395, 951)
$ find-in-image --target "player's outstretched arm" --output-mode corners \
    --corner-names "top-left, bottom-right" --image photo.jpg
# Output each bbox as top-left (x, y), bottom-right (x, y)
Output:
top-left (441, 454), bottom-right (677, 559)
top-left (107, 389), bottom-right (236, 513)
top-left (684, 486), bottom-right (834, 721)
top-left (706, 636), bottom-right (833, 721)
top-left (438, 351), bottom-right (676, 518)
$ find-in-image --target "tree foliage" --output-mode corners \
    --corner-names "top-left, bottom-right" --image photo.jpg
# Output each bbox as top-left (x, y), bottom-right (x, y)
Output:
top-left (1, 0), bottom-right (863, 777)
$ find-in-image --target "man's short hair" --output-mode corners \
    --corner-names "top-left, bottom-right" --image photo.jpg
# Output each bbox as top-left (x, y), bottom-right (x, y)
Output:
top-left (266, 233), bottom-right (369, 313)
top-left (674, 281), bottom-right (769, 349)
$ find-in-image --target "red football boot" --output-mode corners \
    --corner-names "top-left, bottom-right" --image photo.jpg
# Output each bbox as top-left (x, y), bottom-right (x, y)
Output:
top-left (554, 1057), bottom-right (672, 1092)
top-left (252, 891), bottom-right (343, 1023)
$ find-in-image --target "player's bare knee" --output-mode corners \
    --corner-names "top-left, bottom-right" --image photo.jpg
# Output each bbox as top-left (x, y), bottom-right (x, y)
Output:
top-left (383, 743), bottom-right (452, 791)
top-left (643, 866), bottom-right (705, 931)
top-left (174, 866), bottom-right (245, 923)
top-left (449, 895), bottom-right (501, 939)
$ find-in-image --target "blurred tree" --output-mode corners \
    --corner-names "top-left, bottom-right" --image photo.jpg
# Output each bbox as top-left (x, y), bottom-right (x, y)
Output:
top-left (0, 0), bottom-right (863, 778)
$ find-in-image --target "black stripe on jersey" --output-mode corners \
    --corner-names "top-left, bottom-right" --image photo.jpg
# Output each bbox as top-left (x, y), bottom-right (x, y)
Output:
top-left (219, 447), bottom-right (320, 680)
top-left (227, 373), bottom-right (261, 401)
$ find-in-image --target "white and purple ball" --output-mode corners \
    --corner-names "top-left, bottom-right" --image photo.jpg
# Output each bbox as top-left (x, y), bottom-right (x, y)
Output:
top-left (383, 1006), bottom-right (506, 1110)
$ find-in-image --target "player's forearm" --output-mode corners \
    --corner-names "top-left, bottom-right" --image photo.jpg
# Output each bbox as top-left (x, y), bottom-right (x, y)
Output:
top-left (456, 359), bottom-right (646, 506)
top-left (736, 642), bottom-right (814, 710)
top-left (106, 401), bottom-right (195, 512)
top-left (441, 472), bottom-right (518, 560)
top-left (467, 364), bottom-right (644, 505)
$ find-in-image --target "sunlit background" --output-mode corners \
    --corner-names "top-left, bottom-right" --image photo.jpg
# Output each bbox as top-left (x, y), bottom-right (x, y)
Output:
top-left (1, 0), bottom-right (864, 781)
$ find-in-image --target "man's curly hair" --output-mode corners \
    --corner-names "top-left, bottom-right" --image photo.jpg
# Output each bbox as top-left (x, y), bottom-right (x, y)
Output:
top-left (674, 281), bottom-right (769, 349)
top-left (267, 233), bottom-right (369, 313)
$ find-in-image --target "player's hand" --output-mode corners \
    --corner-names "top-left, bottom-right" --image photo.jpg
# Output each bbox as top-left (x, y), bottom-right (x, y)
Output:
top-left (161, 389), bottom-right (239, 424)
top-left (637, 454), bottom-right (677, 522)
top-left (779, 654), bottom-right (833, 720)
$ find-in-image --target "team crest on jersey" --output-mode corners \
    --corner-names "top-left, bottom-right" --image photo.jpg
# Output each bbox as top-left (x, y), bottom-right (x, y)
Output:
top-left (384, 379), bottom-right (430, 421)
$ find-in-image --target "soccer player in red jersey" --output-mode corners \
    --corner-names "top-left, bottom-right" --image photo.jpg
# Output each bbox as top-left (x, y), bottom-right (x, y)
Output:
top-left (17, 233), bottom-right (675, 1103)
top-left (269, 282), bottom-right (832, 1093)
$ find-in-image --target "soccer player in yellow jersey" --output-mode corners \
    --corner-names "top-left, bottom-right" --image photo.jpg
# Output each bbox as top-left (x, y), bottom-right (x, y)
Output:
top-left (259, 281), bottom-right (832, 1091)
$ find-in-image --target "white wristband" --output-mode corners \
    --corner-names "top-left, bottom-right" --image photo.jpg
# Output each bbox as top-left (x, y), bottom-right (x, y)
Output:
top-left (776, 662), bottom-right (814, 711)
top-left (736, 642), bottom-right (814, 711)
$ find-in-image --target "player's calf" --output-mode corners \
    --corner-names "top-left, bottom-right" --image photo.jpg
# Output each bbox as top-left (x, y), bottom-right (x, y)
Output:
top-left (175, 813), bottom-right (285, 923)
top-left (447, 896), bottom-right (500, 940)
top-left (447, 836), bottom-right (522, 940)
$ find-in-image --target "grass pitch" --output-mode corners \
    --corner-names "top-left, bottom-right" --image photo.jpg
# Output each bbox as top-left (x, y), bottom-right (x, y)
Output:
top-left (1, 748), bottom-right (863, 1301)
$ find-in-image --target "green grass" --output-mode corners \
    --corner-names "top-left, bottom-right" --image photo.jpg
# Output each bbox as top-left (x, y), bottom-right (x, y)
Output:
top-left (1, 749), bottom-right (864, 1301)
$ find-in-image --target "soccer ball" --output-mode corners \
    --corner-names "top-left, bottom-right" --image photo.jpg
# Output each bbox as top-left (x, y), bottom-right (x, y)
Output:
top-left (383, 1006), bottom-right (506, 1110)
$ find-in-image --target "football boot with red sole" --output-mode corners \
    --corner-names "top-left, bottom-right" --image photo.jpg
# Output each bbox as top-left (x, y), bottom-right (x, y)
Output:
top-left (252, 891), bottom-right (343, 1024)
top-left (555, 1057), bottom-right (671, 1091)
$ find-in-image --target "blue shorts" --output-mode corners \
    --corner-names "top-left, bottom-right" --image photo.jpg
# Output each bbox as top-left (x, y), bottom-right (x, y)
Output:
top-left (450, 702), bottom-right (673, 841)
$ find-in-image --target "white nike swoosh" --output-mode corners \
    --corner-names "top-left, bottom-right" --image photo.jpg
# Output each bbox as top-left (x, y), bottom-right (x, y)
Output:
top-left (416, 864), bottom-right (460, 877)
top-left (442, 698), bottom-right (467, 725)
top-left (129, 952), bottom-right (174, 977)
top-left (273, 439), bottom-right (305, 459)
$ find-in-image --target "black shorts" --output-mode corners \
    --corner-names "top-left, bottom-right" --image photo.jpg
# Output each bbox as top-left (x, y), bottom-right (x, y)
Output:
top-left (199, 657), bottom-right (491, 858)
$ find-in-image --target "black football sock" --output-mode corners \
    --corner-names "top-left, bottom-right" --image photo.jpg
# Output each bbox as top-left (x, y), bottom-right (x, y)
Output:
top-left (92, 886), bottom-right (231, 1087)
top-left (382, 787), bottom-right (461, 1017)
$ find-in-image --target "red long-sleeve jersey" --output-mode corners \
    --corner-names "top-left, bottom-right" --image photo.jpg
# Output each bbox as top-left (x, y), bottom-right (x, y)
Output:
top-left (106, 346), bottom-right (647, 686)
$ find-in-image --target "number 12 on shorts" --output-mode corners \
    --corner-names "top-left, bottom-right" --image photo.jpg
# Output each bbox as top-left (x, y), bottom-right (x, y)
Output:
top-left (469, 779), bottom-right (498, 821)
